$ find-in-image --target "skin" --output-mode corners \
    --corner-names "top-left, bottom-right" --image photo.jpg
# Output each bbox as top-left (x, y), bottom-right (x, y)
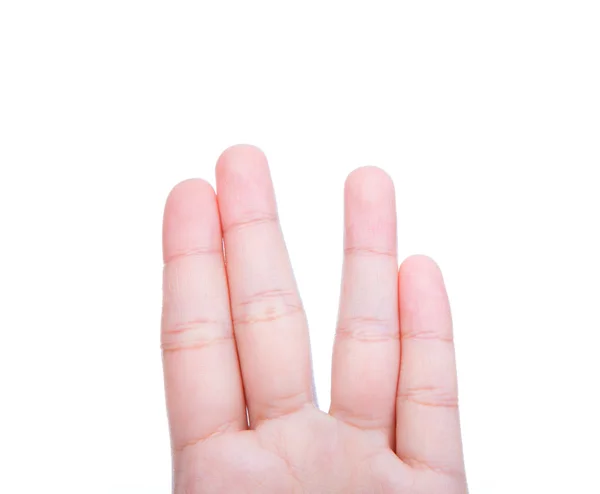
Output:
top-left (161, 145), bottom-right (467, 493)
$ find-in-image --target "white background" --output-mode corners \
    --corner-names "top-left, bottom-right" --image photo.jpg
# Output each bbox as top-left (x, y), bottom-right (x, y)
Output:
top-left (1, 1), bottom-right (599, 493)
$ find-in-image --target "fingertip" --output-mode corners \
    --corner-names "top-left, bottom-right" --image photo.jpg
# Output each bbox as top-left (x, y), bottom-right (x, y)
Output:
top-left (164, 179), bottom-right (216, 226)
top-left (346, 165), bottom-right (393, 185)
top-left (214, 144), bottom-right (276, 222)
top-left (220, 143), bottom-right (266, 158)
top-left (162, 178), bottom-right (220, 263)
top-left (343, 167), bottom-right (397, 255)
top-left (399, 255), bottom-right (447, 300)
top-left (345, 166), bottom-right (395, 202)
top-left (165, 178), bottom-right (214, 207)
top-left (399, 254), bottom-right (445, 284)
top-left (400, 254), bottom-right (441, 275)
top-left (215, 144), bottom-right (269, 182)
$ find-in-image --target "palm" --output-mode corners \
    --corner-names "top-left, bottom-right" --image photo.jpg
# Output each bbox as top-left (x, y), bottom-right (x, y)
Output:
top-left (162, 145), bottom-right (467, 493)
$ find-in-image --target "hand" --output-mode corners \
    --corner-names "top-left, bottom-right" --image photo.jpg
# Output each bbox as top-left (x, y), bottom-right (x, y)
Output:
top-left (161, 145), bottom-right (467, 493)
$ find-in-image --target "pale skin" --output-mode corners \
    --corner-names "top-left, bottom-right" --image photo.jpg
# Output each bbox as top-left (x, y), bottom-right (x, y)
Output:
top-left (162, 145), bottom-right (467, 493)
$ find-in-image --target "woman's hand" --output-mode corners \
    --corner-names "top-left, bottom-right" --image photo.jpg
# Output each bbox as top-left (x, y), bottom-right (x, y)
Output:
top-left (161, 145), bottom-right (466, 493)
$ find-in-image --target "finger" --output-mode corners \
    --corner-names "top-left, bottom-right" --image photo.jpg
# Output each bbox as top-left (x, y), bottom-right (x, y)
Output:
top-left (215, 145), bottom-right (313, 426)
top-left (329, 167), bottom-right (399, 447)
top-left (162, 179), bottom-right (247, 458)
top-left (395, 255), bottom-right (466, 481)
